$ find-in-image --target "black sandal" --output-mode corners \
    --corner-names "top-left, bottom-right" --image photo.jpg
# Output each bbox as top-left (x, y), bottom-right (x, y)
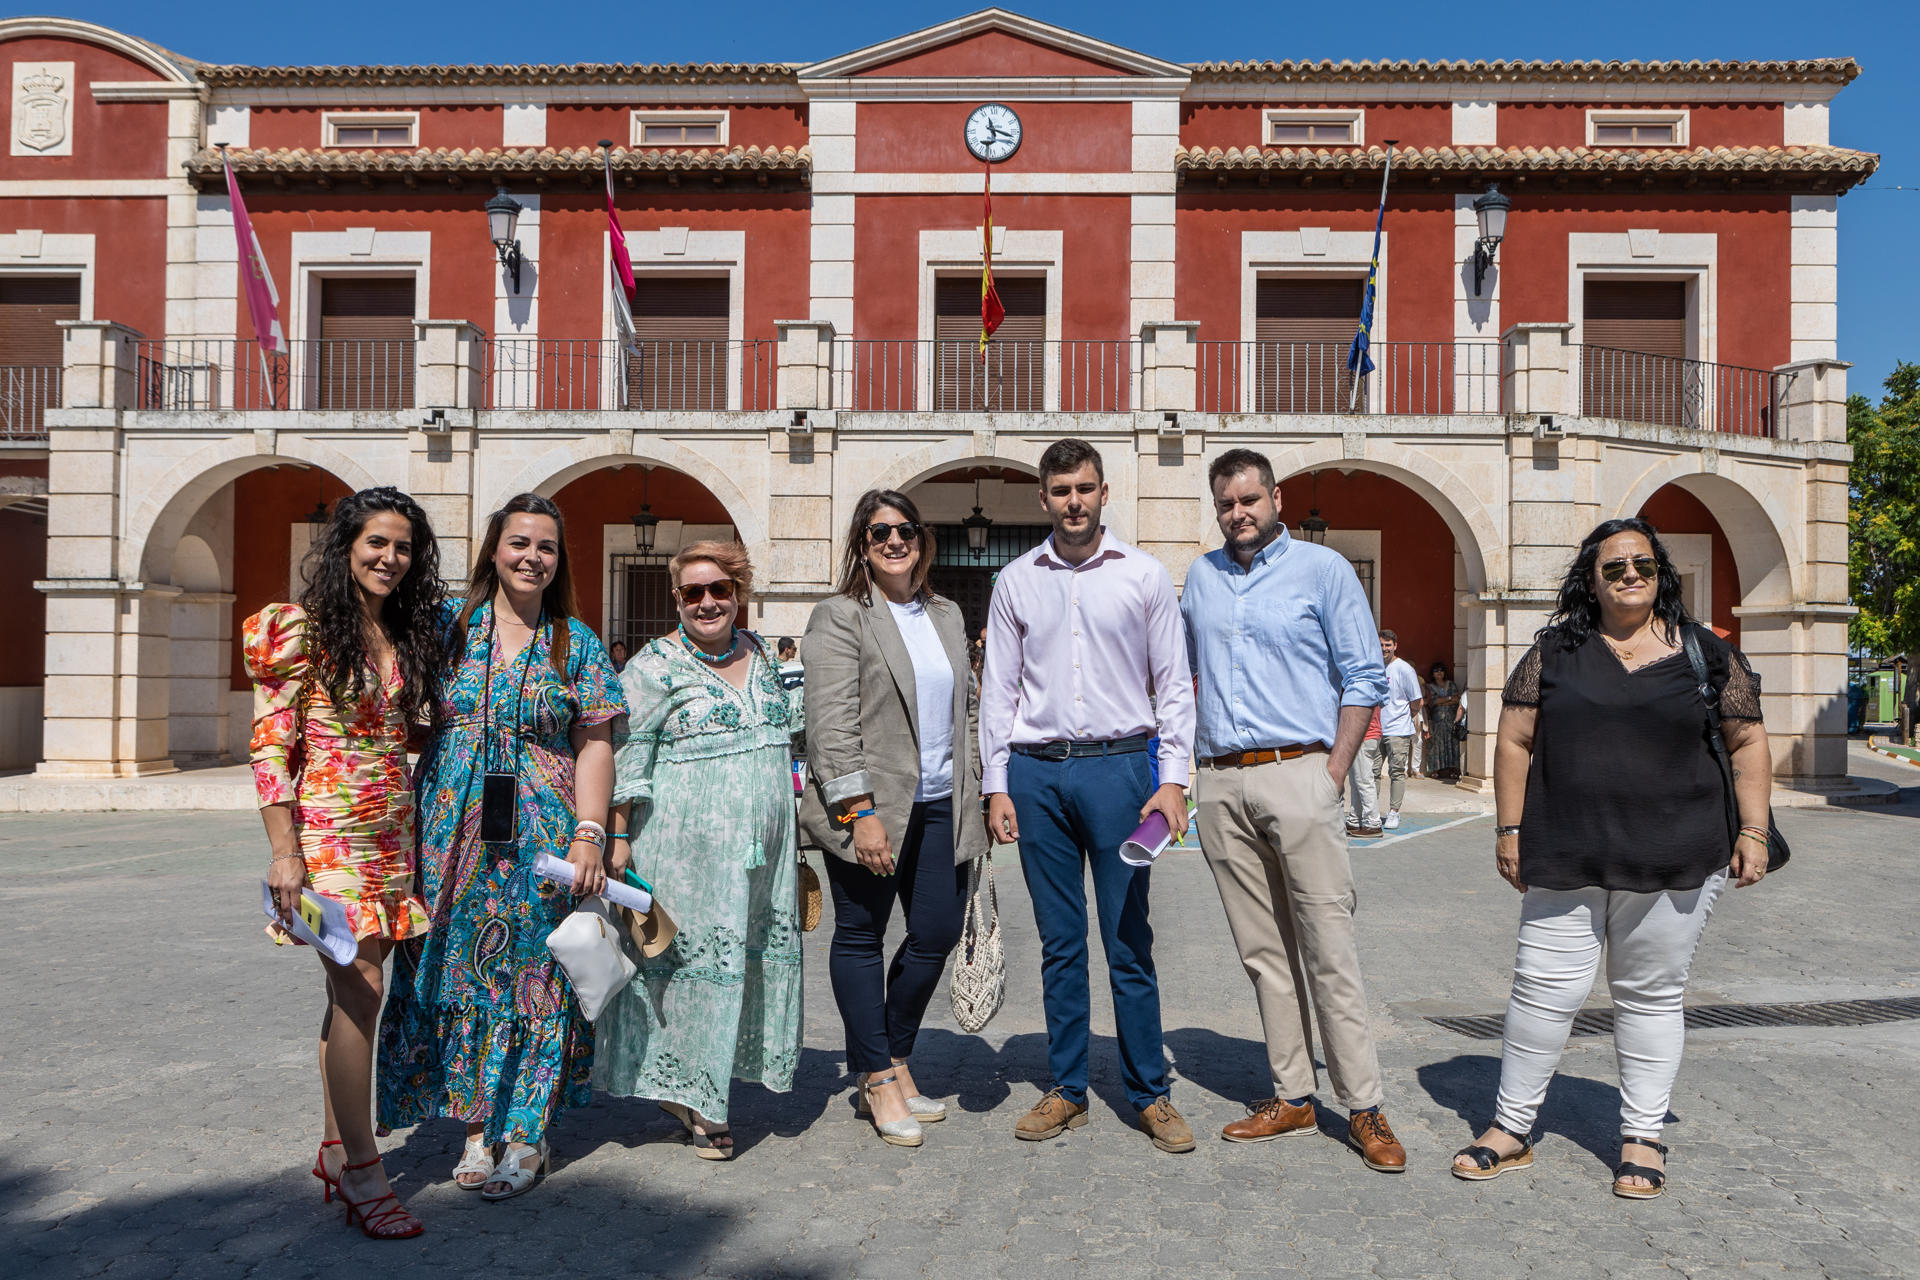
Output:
top-left (1451, 1122), bottom-right (1534, 1181)
top-left (1612, 1138), bottom-right (1668, 1199)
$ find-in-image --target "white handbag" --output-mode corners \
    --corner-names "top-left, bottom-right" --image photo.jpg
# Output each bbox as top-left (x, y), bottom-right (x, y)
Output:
top-left (545, 896), bottom-right (636, 1022)
top-left (949, 853), bottom-right (1006, 1033)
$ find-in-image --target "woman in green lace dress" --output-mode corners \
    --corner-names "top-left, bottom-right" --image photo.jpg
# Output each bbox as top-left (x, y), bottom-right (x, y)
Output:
top-left (595, 541), bottom-right (802, 1159)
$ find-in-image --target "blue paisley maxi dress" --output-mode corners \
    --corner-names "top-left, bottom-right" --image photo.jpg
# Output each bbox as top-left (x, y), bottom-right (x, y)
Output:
top-left (593, 632), bottom-right (803, 1123)
top-left (378, 605), bottom-right (627, 1145)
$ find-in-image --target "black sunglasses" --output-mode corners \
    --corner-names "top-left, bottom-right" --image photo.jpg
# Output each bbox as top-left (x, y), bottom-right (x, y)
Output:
top-left (865, 521), bottom-right (923, 547)
top-left (676, 579), bottom-right (736, 604)
top-left (1599, 555), bottom-right (1659, 583)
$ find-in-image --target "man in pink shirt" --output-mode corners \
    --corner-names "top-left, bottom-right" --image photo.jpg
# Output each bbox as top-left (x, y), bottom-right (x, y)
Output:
top-left (980, 438), bottom-right (1197, 1153)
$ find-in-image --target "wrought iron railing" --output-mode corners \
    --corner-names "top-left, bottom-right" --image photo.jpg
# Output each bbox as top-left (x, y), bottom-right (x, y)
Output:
top-left (0, 365), bottom-right (60, 438)
top-left (1195, 340), bottom-right (1503, 415)
top-left (484, 339), bottom-right (776, 412)
top-left (1573, 345), bottom-right (1785, 437)
top-left (134, 339), bottom-right (416, 411)
top-left (833, 339), bottom-right (1135, 412)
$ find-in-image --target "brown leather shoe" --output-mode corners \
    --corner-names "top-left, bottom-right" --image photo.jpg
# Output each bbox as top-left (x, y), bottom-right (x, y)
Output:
top-left (1013, 1087), bottom-right (1089, 1142)
top-left (1347, 1109), bottom-right (1407, 1172)
top-left (1221, 1096), bottom-right (1318, 1143)
top-left (1137, 1096), bottom-right (1196, 1153)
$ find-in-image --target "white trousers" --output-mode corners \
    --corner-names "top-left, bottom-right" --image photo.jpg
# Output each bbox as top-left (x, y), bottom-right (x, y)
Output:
top-left (1493, 871), bottom-right (1725, 1139)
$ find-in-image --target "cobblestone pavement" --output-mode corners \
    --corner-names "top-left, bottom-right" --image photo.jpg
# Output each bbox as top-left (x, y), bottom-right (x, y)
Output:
top-left (3, 744), bottom-right (1916, 1279)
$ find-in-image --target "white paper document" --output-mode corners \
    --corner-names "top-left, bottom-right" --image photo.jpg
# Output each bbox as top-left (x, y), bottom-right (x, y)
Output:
top-left (260, 882), bottom-right (359, 966)
top-left (534, 851), bottom-right (654, 914)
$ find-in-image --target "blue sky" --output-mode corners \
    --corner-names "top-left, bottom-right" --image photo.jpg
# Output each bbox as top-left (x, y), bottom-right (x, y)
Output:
top-left (57, 0), bottom-right (1919, 399)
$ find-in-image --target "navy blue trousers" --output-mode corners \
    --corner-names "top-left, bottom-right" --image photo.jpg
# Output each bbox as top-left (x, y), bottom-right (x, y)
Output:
top-left (1007, 750), bottom-right (1167, 1111)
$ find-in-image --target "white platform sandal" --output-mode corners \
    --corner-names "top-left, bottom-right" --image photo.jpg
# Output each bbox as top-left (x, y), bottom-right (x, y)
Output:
top-left (479, 1139), bottom-right (549, 1200)
top-left (452, 1136), bottom-right (496, 1190)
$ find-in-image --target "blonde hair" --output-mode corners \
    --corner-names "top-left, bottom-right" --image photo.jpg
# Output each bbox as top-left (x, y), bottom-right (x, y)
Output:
top-left (671, 540), bottom-right (754, 608)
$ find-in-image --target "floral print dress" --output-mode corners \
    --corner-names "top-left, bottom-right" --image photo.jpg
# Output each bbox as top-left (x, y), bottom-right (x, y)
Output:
top-left (243, 603), bottom-right (431, 943)
top-left (593, 633), bottom-right (803, 1123)
top-left (377, 606), bottom-right (627, 1146)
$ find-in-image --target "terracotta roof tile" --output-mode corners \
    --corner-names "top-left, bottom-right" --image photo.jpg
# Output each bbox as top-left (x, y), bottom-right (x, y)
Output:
top-left (196, 62), bottom-right (799, 88)
top-left (1185, 58), bottom-right (1860, 85)
top-left (1175, 143), bottom-right (1879, 189)
top-left (189, 144), bottom-right (810, 186)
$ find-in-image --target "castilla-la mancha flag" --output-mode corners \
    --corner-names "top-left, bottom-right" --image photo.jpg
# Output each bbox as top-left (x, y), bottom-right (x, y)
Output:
top-left (979, 163), bottom-right (1004, 357)
top-left (223, 152), bottom-right (284, 355)
top-left (604, 145), bottom-right (639, 354)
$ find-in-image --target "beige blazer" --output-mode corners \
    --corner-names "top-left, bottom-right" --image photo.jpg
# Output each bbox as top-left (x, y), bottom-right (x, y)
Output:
top-left (798, 590), bottom-right (988, 866)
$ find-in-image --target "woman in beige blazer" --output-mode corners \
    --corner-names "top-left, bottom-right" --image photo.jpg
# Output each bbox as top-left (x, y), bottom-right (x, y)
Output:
top-left (801, 488), bottom-right (987, 1149)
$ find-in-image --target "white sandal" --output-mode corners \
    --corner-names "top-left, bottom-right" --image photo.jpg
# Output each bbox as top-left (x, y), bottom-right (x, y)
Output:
top-left (452, 1136), bottom-right (496, 1190)
top-left (479, 1139), bottom-right (549, 1200)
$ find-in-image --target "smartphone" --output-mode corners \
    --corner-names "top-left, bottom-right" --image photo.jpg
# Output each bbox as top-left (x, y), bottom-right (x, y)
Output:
top-left (480, 771), bottom-right (517, 844)
top-left (621, 867), bottom-right (656, 897)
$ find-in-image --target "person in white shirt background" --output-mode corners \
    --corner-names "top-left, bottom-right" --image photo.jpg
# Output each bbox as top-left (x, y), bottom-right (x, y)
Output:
top-left (1374, 629), bottom-right (1427, 830)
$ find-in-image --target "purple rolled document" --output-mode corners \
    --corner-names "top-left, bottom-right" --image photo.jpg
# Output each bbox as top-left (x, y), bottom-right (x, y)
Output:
top-left (1119, 811), bottom-right (1173, 867)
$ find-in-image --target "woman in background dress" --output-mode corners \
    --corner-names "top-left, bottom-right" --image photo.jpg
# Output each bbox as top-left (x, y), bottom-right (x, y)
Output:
top-left (1424, 661), bottom-right (1464, 782)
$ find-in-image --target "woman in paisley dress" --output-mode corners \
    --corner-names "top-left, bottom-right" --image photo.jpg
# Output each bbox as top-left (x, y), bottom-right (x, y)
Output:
top-left (378, 494), bottom-right (627, 1200)
top-left (596, 541), bottom-right (804, 1160)
top-left (246, 486), bottom-right (446, 1240)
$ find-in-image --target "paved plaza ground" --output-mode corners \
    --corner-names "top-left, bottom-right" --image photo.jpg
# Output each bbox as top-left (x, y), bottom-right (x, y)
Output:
top-left (2, 745), bottom-right (1916, 1279)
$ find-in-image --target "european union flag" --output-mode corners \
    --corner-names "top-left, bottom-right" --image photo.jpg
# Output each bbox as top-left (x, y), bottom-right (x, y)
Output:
top-left (1347, 146), bottom-right (1396, 386)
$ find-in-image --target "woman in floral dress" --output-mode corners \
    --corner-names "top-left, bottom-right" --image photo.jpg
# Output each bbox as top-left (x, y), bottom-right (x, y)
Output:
top-left (378, 494), bottom-right (626, 1200)
top-left (595, 541), bottom-right (803, 1160)
top-left (247, 486), bottom-right (446, 1240)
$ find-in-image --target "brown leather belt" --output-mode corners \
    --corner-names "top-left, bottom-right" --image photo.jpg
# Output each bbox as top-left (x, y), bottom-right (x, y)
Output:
top-left (1201, 743), bottom-right (1329, 768)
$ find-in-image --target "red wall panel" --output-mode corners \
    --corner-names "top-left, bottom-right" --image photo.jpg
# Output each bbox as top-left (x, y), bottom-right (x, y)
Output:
top-left (228, 465), bottom-right (353, 691)
top-left (246, 104), bottom-right (504, 152)
top-left (547, 103), bottom-right (808, 151)
top-left (857, 31), bottom-right (1133, 78)
top-left (1639, 484), bottom-right (1741, 646)
top-left (0, 37), bottom-right (170, 181)
top-left (0, 197), bottom-right (168, 336)
top-left (549, 464), bottom-right (737, 643)
top-left (1498, 102), bottom-right (1783, 150)
top-left (856, 101), bottom-right (1132, 173)
top-left (1181, 102), bottom-right (1452, 152)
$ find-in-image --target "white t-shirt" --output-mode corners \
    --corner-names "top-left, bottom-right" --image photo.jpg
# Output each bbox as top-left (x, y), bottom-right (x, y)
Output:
top-left (887, 598), bottom-right (956, 802)
top-left (1381, 657), bottom-right (1422, 737)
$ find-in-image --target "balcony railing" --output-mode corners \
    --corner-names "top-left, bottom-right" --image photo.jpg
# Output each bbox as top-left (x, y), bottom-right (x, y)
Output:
top-left (484, 339), bottom-right (776, 412)
top-left (833, 339), bottom-right (1135, 413)
top-left (135, 339), bottom-right (416, 411)
top-left (1574, 345), bottom-right (1785, 437)
top-left (1195, 341), bottom-right (1503, 415)
top-left (0, 365), bottom-right (60, 438)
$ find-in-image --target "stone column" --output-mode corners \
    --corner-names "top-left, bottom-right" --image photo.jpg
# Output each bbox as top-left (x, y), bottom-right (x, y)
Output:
top-left (1774, 358), bottom-right (1849, 445)
top-left (1139, 321), bottom-right (1198, 414)
top-left (1501, 322), bottom-right (1574, 419)
top-left (415, 320), bottom-right (485, 411)
top-left (775, 320), bottom-right (836, 412)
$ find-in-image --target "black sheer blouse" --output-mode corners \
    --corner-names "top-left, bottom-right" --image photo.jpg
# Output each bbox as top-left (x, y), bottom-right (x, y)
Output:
top-left (1501, 624), bottom-right (1762, 892)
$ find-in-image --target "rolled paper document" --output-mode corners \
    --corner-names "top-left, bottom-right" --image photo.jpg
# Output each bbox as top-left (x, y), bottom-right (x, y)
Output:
top-left (260, 881), bottom-right (358, 966)
top-left (535, 851), bottom-right (653, 913)
top-left (1119, 811), bottom-right (1173, 867)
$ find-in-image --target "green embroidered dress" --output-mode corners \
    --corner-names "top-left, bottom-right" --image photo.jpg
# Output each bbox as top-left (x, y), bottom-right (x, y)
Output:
top-left (593, 633), bottom-right (803, 1122)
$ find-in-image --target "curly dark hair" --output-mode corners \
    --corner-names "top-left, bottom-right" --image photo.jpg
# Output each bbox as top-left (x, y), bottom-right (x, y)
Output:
top-left (296, 486), bottom-right (446, 728)
top-left (834, 488), bottom-right (938, 607)
top-left (453, 493), bottom-right (582, 680)
top-left (1543, 516), bottom-right (1693, 651)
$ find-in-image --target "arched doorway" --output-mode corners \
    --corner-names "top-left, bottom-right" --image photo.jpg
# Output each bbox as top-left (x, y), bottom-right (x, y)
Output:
top-left (1638, 484), bottom-right (1743, 645)
top-left (903, 463), bottom-right (1044, 635)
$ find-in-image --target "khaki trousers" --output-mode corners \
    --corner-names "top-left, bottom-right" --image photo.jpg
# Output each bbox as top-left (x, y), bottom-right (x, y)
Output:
top-left (1197, 753), bottom-right (1385, 1110)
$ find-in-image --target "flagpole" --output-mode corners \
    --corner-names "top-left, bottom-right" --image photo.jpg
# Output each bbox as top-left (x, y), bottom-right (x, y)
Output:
top-left (221, 144), bottom-right (280, 409)
top-left (1347, 141), bottom-right (1397, 413)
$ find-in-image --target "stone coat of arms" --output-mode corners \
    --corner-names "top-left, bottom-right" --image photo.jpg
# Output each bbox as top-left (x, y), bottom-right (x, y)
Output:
top-left (12, 63), bottom-right (73, 156)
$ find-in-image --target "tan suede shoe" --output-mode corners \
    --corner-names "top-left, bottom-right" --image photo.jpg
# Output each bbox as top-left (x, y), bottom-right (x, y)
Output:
top-left (1137, 1096), bottom-right (1197, 1153)
top-left (1222, 1096), bottom-right (1318, 1143)
top-left (1013, 1087), bottom-right (1089, 1142)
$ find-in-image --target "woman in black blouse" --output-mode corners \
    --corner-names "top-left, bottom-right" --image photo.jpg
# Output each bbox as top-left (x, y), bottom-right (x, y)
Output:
top-left (1450, 517), bottom-right (1771, 1199)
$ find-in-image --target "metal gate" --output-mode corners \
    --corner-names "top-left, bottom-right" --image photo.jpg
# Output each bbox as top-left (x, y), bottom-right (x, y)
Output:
top-left (926, 522), bottom-right (1052, 636)
top-left (609, 553), bottom-right (676, 654)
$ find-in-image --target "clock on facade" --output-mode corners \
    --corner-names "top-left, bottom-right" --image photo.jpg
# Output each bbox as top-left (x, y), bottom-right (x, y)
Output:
top-left (964, 103), bottom-right (1022, 163)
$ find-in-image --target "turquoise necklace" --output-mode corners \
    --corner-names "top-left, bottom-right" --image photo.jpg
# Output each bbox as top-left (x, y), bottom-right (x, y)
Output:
top-left (679, 622), bottom-right (739, 664)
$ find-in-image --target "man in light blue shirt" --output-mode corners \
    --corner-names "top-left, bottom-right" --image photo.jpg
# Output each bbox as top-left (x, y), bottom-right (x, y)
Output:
top-left (1179, 447), bottom-right (1405, 1173)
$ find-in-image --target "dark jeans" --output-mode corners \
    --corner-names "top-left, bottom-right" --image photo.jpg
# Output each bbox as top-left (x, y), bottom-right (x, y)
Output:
top-left (823, 797), bottom-right (966, 1075)
top-left (1006, 750), bottom-right (1167, 1112)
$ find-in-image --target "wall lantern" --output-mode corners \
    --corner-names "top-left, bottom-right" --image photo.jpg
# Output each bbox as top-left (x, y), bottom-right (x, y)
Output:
top-left (486, 185), bottom-right (525, 294)
top-left (305, 500), bottom-right (329, 525)
top-left (630, 468), bottom-right (660, 554)
top-left (1299, 472), bottom-right (1330, 545)
top-left (962, 478), bottom-right (995, 559)
top-left (1471, 182), bottom-right (1511, 297)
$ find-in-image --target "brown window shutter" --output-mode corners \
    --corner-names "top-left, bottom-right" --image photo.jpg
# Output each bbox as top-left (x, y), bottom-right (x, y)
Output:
top-left (627, 277), bottom-right (729, 410)
top-left (1581, 281), bottom-right (1689, 425)
top-left (316, 277), bottom-right (415, 410)
top-left (1253, 278), bottom-right (1362, 413)
top-left (0, 276), bottom-right (79, 434)
top-left (934, 275), bottom-right (1044, 411)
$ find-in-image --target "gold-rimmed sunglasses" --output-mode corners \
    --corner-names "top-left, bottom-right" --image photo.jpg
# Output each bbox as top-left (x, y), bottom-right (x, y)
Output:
top-left (1599, 555), bottom-right (1659, 583)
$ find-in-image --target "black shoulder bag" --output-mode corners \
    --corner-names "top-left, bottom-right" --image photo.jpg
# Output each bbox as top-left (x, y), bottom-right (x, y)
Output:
top-left (1681, 625), bottom-right (1788, 874)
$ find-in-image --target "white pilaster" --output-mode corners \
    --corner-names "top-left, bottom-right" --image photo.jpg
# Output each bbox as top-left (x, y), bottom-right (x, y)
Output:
top-left (1130, 100), bottom-right (1180, 335)
top-left (1789, 195), bottom-right (1838, 362)
top-left (503, 103), bottom-right (547, 147)
top-left (808, 101), bottom-right (857, 337)
top-left (1451, 100), bottom-right (1497, 146)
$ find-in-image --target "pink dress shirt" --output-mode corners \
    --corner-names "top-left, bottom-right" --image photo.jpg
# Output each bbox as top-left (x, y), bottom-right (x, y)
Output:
top-left (979, 529), bottom-right (1195, 794)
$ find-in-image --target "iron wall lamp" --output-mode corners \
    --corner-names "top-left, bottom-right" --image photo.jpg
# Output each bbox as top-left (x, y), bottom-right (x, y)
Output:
top-left (487, 185), bottom-right (525, 294)
top-left (1471, 182), bottom-right (1511, 297)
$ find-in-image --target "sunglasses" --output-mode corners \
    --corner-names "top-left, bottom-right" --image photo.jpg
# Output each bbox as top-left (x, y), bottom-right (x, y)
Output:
top-left (1599, 555), bottom-right (1659, 583)
top-left (676, 579), bottom-right (736, 604)
top-left (865, 521), bottom-right (923, 547)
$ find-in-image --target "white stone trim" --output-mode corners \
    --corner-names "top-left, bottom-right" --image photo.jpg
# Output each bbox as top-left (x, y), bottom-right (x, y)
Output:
top-left (0, 179), bottom-right (173, 197)
top-left (1782, 100), bottom-right (1829, 146)
top-left (802, 77), bottom-right (1189, 102)
top-left (918, 227), bottom-right (1062, 410)
top-left (814, 171), bottom-right (1174, 196)
top-left (1566, 231), bottom-right (1717, 365)
top-left (1131, 100), bottom-right (1179, 335)
top-left (0, 232), bottom-right (94, 318)
top-left (288, 229), bottom-right (432, 343)
top-left (1239, 229), bottom-right (1384, 412)
top-left (1262, 107), bottom-right (1364, 147)
top-left (630, 109), bottom-right (728, 147)
top-left (1788, 195), bottom-right (1837, 361)
top-left (1585, 108), bottom-right (1689, 147)
top-left (88, 81), bottom-right (203, 102)
top-left (320, 110), bottom-right (418, 148)
top-left (207, 103), bottom-right (250, 148)
top-left (210, 83), bottom-right (804, 107)
top-left (1663, 531), bottom-right (1714, 625)
top-left (502, 103), bottom-right (546, 147)
top-left (1451, 100), bottom-right (1497, 145)
top-left (492, 191), bottom-right (539, 345)
top-left (798, 9), bottom-right (1190, 82)
top-left (808, 101), bottom-right (857, 339)
top-left (0, 17), bottom-right (197, 85)
top-left (609, 228), bottom-right (747, 409)
top-left (1186, 80), bottom-right (1842, 105)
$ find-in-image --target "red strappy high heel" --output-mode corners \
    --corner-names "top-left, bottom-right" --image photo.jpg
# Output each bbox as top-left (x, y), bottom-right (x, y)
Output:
top-left (311, 1139), bottom-right (343, 1203)
top-left (337, 1156), bottom-right (424, 1240)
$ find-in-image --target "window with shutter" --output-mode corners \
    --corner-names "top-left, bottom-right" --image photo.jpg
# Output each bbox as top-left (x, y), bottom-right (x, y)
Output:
top-left (1254, 278), bottom-right (1362, 414)
top-left (627, 277), bottom-right (729, 410)
top-left (1581, 280), bottom-right (1690, 426)
top-left (316, 277), bottom-right (415, 410)
top-left (0, 276), bottom-right (78, 436)
top-left (935, 276), bottom-right (1044, 412)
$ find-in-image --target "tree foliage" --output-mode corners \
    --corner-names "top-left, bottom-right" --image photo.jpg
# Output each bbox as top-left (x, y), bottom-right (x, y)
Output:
top-left (1849, 362), bottom-right (1920, 655)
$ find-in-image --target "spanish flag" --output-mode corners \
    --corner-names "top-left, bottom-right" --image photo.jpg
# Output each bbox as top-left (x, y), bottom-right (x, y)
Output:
top-left (980, 162), bottom-right (1004, 357)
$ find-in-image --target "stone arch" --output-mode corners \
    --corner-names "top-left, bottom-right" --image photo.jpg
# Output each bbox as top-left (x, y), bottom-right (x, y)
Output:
top-left (129, 439), bottom-right (382, 583)
top-left (877, 447), bottom-right (1044, 498)
top-left (0, 18), bottom-right (199, 83)
top-left (1611, 458), bottom-right (1796, 608)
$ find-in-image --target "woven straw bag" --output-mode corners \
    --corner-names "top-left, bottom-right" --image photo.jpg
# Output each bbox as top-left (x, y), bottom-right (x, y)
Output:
top-left (797, 855), bottom-right (823, 932)
top-left (949, 853), bottom-right (1005, 1032)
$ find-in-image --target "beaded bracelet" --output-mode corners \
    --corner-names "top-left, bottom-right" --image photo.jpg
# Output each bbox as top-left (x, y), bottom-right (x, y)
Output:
top-left (608, 831), bottom-right (631, 843)
top-left (572, 823), bottom-right (606, 848)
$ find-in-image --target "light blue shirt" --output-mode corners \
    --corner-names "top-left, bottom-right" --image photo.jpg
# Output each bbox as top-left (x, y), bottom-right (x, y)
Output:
top-left (1180, 526), bottom-right (1389, 759)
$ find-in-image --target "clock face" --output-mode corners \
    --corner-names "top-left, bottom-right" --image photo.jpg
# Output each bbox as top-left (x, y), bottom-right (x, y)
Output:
top-left (964, 103), bottom-right (1022, 164)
